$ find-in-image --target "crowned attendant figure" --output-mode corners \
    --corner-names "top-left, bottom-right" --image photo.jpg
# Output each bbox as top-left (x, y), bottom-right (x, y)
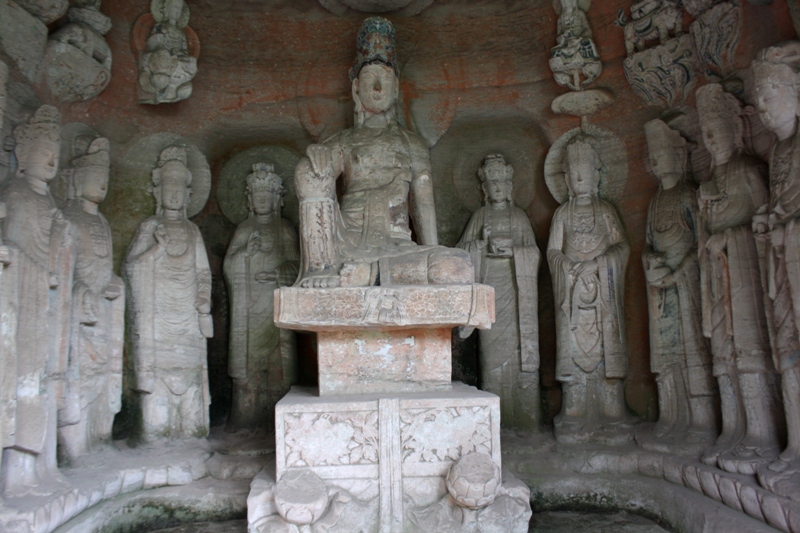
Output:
top-left (294, 17), bottom-right (473, 289)
top-left (752, 42), bottom-right (800, 497)
top-left (696, 83), bottom-right (783, 474)
top-left (0, 106), bottom-right (73, 495)
top-left (638, 119), bottom-right (717, 453)
top-left (547, 134), bottom-right (633, 444)
top-left (123, 146), bottom-right (212, 441)
top-left (457, 154), bottom-right (541, 431)
top-left (57, 137), bottom-right (124, 461)
top-left (224, 164), bottom-right (299, 432)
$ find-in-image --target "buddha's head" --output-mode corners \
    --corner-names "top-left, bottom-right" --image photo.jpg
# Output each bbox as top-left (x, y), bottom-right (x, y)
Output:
top-left (644, 119), bottom-right (687, 185)
top-left (350, 17), bottom-right (400, 125)
top-left (72, 137), bottom-right (111, 205)
top-left (696, 83), bottom-right (743, 166)
top-left (752, 43), bottom-right (800, 139)
top-left (563, 134), bottom-right (603, 200)
top-left (246, 163), bottom-right (283, 217)
top-left (14, 106), bottom-right (61, 184)
top-left (152, 146), bottom-right (192, 215)
top-left (479, 154), bottom-right (514, 206)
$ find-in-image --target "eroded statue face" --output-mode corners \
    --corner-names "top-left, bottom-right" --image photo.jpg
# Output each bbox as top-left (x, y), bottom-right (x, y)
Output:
top-left (647, 142), bottom-right (681, 182)
top-left (566, 157), bottom-right (599, 198)
top-left (355, 63), bottom-right (398, 115)
top-left (483, 164), bottom-right (512, 205)
top-left (25, 139), bottom-right (60, 182)
top-left (159, 163), bottom-right (190, 211)
top-left (755, 80), bottom-right (799, 136)
top-left (700, 117), bottom-right (735, 162)
top-left (250, 186), bottom-right (276, 216)
top-left (165, 0), bottom-right (183, 24)
top-left (77, 166), bottom-right (109, 204)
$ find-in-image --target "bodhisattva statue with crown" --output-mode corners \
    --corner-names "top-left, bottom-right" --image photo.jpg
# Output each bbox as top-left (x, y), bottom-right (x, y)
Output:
top-left (123, 146), bottom-right (212, 441)
top-left (224, 163), bottom-right (299, 433)
top-left (294, 17), bottom-right (473, 289)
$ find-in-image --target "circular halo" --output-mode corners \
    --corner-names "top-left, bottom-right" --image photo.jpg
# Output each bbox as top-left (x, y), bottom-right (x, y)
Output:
top-left (52, 122), bottom-right (100, 208)
top-left (433, 120), bottom-right (547, 213)
top-left (544, 124), bottom-right (628, 205)
top-left (216, 145), bottom-right (302, 226)
top-left (120, 132), bottom-right (211, 218)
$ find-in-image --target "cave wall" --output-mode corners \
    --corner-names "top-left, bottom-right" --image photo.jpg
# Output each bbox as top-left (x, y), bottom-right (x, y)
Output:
top-left (4, 0), bottom-right (797, 427)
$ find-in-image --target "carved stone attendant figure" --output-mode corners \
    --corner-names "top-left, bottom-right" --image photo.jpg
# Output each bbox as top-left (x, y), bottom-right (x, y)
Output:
top-left (547, 134), bottom-right (632, 444)
top-left (294, 17), bottom-right (473, 289)
top-left (457, 154), bottom-right (541, 432)
top-left (1, 106), bottom-right (73, 495)
top-left (638, 119), bottom-right (717, 452)
top-left (57, 137), bottom-right (124, 461)
top-left (752, 43), bottom-right (800, 497)
top-left (224, 164), bottom-right (299, 432)
top-left (123, 146), bottom-right (212, 441)
top-left (696, 83), bottom-right (783, 474)
top-left (138, 0), bottom-right (197, 105)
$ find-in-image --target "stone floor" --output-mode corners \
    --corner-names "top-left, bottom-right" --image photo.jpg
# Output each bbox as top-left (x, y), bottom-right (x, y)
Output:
top-left (148, 511), bottom-right (671, 532)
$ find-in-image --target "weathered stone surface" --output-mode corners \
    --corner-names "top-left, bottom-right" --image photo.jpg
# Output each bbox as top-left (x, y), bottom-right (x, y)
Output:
top-left (690, 1), bottom-right (741, 80)
top-left (549, 0), bottom-right (602, 91)
top-left (275, 284), bottom-right (494, 331)
top-left (622, 34), bottom-right (699, 107)
top-left (617, 0), bottom-right (683, 57)
top-left (0, 1), bottom-right (48, 83)
top-left (123, 145), bottom-right (213, 441)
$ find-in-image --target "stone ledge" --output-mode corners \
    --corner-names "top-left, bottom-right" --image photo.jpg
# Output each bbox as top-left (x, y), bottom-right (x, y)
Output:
top-left (274, 284), bottom-right (495, 331)
top-left (0, 441), bottom-right (211, 533)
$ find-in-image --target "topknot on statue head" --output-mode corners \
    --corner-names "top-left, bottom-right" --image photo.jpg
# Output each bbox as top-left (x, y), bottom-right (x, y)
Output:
top-left (753, 41), bottom-right (800, 88)
top-left (479, 153), bottom-right (514, 183)
top-left (246, 163), bottom-right (283, 194)
top-left (152, 145), bottom-right (192, 187)
top-left (350, 17), bottom-right (398, 81)
top-left (72, 137), bottom-right (110, 170)
top-left (13, 106), bottom-right (62, 176)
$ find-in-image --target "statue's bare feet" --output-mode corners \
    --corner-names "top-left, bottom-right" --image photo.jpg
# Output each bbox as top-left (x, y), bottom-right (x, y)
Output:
top-left (299, 270), bottom-right (340, 289)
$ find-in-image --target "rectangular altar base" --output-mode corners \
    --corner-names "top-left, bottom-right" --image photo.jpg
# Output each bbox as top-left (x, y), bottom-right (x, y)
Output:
top-left (275, 384), bottom-right (501, 531)
top-left (275, 284), bottom-right (495, 396)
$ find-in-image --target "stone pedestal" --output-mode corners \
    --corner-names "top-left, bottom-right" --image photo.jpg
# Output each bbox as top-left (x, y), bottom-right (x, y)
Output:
top-left (249, 285), bottom-right (532, 532)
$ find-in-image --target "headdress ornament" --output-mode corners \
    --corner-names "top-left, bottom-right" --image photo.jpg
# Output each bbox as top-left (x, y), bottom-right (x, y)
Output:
top-left (14, 105), bottom-right (61, 151)
top-left (246, 163), bottom-right (283, 193)
top-left (152, 145), bottom-right (192, 187)
top-left (752, 42), bottom-right (800, 88)
top-left (350, 17), bottom-right (398, 81)
top-left (72, 137), bottom-right (110, 169)
top-left (696, 83), bottom-right (742, 123)
top-left (478, 153), bottom-right (513, 182)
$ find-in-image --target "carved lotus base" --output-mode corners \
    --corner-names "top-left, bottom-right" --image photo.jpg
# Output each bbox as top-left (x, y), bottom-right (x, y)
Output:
top-left (248, 384), bottom-right (531, 532)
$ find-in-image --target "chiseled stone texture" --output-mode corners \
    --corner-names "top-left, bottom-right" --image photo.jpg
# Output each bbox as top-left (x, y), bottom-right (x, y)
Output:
top-left (318, 328), bottom-right (453, 395)
top-left (0, 0), bottom-right (48, 83)
top-left (274, 284), bottom-right (494, 331)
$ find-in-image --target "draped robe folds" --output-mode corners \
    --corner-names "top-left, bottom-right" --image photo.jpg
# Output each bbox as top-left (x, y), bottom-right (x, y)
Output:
top-left (547, 197), bottom-right (629, 382)
top-left (457, 204), bottom-right (540, 429)
top-left (224, 215), bottom-right (299, 430)
top-left (58, 204), bottom-right (124, 459)
top-left (644, 184), bottom-right (714, 396)
top-left (124, 216), bottom-right (211, 439)
top-left (0, 179), bottom-right (73, 459)
top-left (765, 132), bottom-right (800, 373)
top-left (699, 154), bottom-right (772, 376)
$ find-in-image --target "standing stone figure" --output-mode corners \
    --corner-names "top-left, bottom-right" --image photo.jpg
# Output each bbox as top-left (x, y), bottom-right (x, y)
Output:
top-left (638, 119), bottom-right (717, 453)
top-left (549, 0), bottom-right (603, 91)
top-left (57, 137), bottom-right (124, 461)
top-left (123, 146), bottom-right (212, 441)
top-left (456, 154), bottom-right (541, 432)
top-left (695, 83), bottom-right (783, 474)
top-left (294, 16), bottom-right (473, 289)
top-left (138, 0), bottom-right (197, 105)
top-left (0, 106), bottom-right (74, 495)
top-left (752, 43), bottom-right (800, 497)
top-left (224, 164), bottom-right (299, 432)
top-left (547, 134), bottom-right (632, 445)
